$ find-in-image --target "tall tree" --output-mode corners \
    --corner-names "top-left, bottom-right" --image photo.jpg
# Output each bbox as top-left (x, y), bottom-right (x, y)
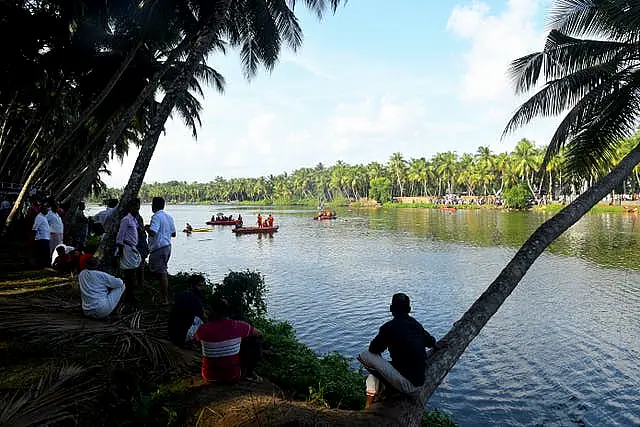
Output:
top-left (387, 2), bottom-right (640, 425)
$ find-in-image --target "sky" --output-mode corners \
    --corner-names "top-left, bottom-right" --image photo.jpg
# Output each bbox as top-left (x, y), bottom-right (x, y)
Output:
top-left (103, 0), bottom-right (561, 187)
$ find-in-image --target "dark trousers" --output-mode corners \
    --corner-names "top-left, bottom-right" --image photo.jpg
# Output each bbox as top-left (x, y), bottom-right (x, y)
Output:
top-left (240, 336), bottom-right (262, 376)
top-left (34, 239), bottom-right (50, 268)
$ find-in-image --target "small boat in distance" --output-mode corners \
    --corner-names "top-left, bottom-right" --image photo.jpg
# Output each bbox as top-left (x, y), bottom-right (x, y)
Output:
top-left (183, 227), bottom-right (212, 233)
top-left (313, 214), bottom-right (337, 220)
top-left (206, 219), bottom-right (242, 225)
top-left (440, 206), bottom-right (457, 212)
top-left (232, 226), bottom-right (279, 234)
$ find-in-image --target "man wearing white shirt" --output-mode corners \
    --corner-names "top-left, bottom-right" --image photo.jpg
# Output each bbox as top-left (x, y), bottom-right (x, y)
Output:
top-left (78, 257), bottom-right (125, 319)
top-left (92, 199), bottom-right (118, 235)
top-left (32, 204), bottom-right (51, 268)
top-left (146, 197), bottom-right (176, 304)
top-left (46, 201), bottom-right (64, 255)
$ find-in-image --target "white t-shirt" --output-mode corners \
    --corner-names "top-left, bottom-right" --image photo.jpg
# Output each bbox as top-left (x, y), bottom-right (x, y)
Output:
top-left (78, 269), bottom-right (123, 313)
top-left (148, 209), bottom-right (176, 251)
top-left (32, 213), bottom-right (50, 240)
top-left (46, 211), bottom-right (64, 233)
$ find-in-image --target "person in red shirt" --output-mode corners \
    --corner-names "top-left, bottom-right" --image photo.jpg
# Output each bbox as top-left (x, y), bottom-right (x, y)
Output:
top-left (195, 298), bottom-right (263, 383)
top-left (77, 252), bottom-right (94, 271)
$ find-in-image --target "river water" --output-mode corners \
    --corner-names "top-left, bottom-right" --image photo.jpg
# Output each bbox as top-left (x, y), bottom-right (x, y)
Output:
top-left (93, 204), bottom-right (640, 426)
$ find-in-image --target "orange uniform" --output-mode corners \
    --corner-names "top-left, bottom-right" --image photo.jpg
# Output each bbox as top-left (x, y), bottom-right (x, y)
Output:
top-left (257, 214), bottom-right (263, 227)
top-left (268, 215), bottom-right (274, 227)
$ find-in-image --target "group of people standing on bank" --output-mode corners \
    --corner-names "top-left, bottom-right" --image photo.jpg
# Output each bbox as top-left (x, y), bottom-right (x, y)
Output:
top-left (30, 198), bottom-right (90, 269)
top-left (113, 196), bottom-right (176, 307)
top-left (44, 196), bottom-right (177, 321)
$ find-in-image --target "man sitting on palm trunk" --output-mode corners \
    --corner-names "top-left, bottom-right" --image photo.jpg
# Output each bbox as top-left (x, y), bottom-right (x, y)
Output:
top-left (365, 293), bottom-right (446, 408)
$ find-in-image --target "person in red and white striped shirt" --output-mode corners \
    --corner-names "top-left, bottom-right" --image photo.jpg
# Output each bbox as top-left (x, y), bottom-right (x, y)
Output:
top-left (195, 298), bottom-right (263, 383)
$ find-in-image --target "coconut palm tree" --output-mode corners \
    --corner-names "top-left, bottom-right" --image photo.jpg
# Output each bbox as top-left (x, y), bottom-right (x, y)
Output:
top-left (404, 2), bottom-right (640, 424)
top-left (511, 138), bottom-right (541, 198)
top-left (388, 152), bottom-right (408, 197)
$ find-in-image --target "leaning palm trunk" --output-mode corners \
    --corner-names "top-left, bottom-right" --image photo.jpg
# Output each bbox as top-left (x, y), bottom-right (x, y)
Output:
top-left (365, 143), bottom-right (640, 426)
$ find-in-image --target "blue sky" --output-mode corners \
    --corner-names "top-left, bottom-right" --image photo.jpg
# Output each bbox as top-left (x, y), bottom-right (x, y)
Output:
top-left (104, 0), bottom-right (559, 187)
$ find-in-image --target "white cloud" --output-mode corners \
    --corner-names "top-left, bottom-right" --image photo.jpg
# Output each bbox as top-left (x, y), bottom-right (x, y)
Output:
top-left (447, 0), bottom-right (546, 103)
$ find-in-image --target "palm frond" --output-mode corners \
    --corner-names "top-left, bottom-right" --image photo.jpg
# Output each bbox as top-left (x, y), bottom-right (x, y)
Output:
top-left (0, 365), bottom-right (99, 427)
top-left (287, 0), bottom-right (345, 18)
top-left (269, 0), bottom-right (304, 51)
top-left (193, 63), bottom-right (225, 94)
top-left (504, 60), bottom-right (621, 136)
top-left (0, 300), bottom-right (178, 372)
top-left (508, 30), bottom-right (636, 95)
top-left (549, 0), bottom-right (640, 41)
top-left (562, 76), bottom-right (640, 174)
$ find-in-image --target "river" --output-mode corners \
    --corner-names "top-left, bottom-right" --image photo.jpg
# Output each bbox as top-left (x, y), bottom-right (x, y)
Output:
top-left (91, 204), bottom-right (640, 426)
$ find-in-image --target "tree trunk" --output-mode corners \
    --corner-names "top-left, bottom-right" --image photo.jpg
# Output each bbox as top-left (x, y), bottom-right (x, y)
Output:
top-left (2, 158), bottom-right (45, 233)
top-left (368, 143), bottom-right (640, 426)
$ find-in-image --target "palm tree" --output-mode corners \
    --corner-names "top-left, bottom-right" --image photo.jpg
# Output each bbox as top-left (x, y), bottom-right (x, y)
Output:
top-left (511, 138), bottom-right (541, 198)
top-left (409, 2), bottom-right (640, 423)
top-left (435, 151), bottom-right (458, 195)
top-left (388, 152), bottom-right (408, 197)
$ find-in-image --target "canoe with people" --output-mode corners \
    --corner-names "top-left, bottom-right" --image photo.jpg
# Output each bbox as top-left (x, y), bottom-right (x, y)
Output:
top-left (232, 213), bottom-right (276, 234)
top-left (207, 213), bottom-right (243, 225)
top-left (314, 209), bottom-right (337, 220)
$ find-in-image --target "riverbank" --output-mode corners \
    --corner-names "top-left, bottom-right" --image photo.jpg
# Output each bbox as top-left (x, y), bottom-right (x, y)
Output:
top-left (0, 241), bottom-right (455, 426)
top-left (376, 201), bottom-right (637, 215)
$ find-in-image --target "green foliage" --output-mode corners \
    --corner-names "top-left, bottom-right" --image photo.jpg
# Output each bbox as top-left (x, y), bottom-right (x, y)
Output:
top-left (252, 318), bottom-right (366, 410)
top-left (503, 184), bottom-right (531, 210)
top-left (131, 385), bottom-right (183, 427)
top-left (421, 409), bottom-right (458, 426)
top-left (370, 177), bottom-right (393, 204)
top-left (170, 270), bottom-right (266, 321)
top-left (215, 270), bottom-right (267, 320)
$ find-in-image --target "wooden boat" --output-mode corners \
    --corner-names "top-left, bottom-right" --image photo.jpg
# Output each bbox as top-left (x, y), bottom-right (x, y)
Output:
top-left (440, 206), bottom-right (457, 212)
top-left (232, 226), bottom-right (279, 234)
top-left (206, 219), bottom-right (242, 225)
top-left (313, 215), bottom-right (337, 220)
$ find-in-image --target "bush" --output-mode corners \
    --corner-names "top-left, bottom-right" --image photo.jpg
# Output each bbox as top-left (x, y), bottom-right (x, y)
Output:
top-left (502, 183), bottom-right (532, 210)
top-left (253, 318), bottom-right (366, 410)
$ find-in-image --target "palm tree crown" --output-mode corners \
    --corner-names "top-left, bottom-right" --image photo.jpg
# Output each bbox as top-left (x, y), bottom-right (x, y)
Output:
top-left (504, 0), bottom-right (640, 176)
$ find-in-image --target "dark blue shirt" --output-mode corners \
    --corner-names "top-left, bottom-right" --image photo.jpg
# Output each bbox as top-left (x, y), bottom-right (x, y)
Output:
top-left (369, 314), bottom-right (437, 386)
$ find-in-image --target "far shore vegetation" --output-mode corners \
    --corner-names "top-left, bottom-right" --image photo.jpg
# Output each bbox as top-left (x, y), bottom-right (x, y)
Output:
top-left (95, 136), bottom-right (640, 213)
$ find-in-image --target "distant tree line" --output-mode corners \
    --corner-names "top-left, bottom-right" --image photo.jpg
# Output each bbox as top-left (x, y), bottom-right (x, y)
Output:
top-left (99, 136), bottom-right (640, 205)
